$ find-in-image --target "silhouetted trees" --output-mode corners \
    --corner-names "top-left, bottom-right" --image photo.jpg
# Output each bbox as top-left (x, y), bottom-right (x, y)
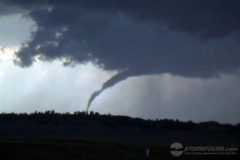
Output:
top-left (0, 111), bottom-right (239, 132)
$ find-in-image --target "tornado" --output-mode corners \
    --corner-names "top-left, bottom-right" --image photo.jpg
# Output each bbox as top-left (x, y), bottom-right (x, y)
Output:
top-left (86, 70), bottom-right (130, 113)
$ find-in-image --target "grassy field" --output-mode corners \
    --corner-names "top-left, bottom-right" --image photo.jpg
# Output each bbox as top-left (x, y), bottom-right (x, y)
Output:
top-left (0, 140), bottom-right (163, 160)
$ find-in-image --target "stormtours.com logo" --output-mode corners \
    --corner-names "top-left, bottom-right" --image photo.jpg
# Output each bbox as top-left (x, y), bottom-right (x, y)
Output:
top-left (170, 142), bottom-right (238, 157)
top-left (170, 142), bottom-right (184, 157)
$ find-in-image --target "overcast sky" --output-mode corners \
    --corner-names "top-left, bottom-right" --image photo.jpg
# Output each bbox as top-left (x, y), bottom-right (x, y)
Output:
top-left (0, 0), bottom-right (240, 124)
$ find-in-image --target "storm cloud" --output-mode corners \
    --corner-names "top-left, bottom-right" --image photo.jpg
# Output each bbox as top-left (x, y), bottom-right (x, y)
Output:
top-left (1, 1), bottom-right (240, 122)
top-left (2, 0), bottom-right (240, 78)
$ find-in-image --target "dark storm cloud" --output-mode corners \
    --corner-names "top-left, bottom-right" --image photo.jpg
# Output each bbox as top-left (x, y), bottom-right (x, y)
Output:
top-left (3, 0), bottom-right (240, 38)
top-left (2, 0), bottom-right (240, 78)
top-left (0, 3), bottom-right (25, 16)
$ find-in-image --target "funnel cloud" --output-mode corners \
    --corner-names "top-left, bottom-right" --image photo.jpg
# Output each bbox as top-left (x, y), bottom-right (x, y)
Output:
top-left (87, 71), bottom-right (130, 112)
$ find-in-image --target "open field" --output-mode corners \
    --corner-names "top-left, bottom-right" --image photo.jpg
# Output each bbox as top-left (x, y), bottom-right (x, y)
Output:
top-left (0, 112), bottom-right (239, 159)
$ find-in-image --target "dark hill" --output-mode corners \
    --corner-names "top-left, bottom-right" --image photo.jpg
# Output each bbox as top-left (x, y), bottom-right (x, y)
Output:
top-left (0, 111), bottom-right (239, 145)
top-left (0, 111), bottom-right (239, 160)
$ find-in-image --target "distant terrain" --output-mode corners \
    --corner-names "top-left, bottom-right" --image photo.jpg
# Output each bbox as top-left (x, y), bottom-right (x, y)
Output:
top-left (0, 111), bottom-right (239, 160)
